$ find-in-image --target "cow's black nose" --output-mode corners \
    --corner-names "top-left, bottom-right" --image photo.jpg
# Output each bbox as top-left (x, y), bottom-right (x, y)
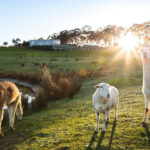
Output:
top-left (107, 94), bottom-right (110, 98)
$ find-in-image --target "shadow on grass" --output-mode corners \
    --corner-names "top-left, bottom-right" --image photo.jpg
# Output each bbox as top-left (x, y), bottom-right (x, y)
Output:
top-left (0, 110), bottom-right (47, 149)
top-left (87, 131), bottom-right (98, 150)
top-left (87, 120), bottom-right (117, 150)
top-left (142, 123), bottom-right (150, 144)
top-left (95, 130), bottom-right (106, 150)
top-left (87, 123), bottom-right (108, 150)
top-left (95, 121), bottom-right (109, 150)
top-left (108, 120), bottom-right (117, 150)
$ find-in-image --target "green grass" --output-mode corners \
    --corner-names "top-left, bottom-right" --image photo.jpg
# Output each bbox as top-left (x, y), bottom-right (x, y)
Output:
top-left (0, 47), bottom-right (149, 150)
top-left (0, 47), bottom-right (115, 73)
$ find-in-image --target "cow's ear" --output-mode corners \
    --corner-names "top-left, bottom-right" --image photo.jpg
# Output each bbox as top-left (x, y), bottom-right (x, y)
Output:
top-left (95, 85), bottom-right (100, 89)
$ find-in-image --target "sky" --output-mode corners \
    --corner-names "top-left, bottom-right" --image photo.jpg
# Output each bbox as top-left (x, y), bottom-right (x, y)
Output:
top-left (0, 0), bottom-right (150, 45)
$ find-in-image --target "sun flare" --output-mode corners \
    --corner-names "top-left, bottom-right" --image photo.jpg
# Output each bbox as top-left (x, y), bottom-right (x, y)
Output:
top-left (118, 32), bottom-right (139, 51)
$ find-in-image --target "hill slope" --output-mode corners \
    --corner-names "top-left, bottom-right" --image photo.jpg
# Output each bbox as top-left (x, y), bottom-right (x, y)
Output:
top-left (0, 47), bottom-right (149, 150)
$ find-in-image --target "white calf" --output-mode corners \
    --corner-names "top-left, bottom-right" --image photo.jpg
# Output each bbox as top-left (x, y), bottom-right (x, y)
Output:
top-left (92, 83), bottom-right (119, 131)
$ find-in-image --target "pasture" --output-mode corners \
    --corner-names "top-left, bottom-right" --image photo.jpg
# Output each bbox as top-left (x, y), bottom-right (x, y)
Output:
top-left (0, 47), bottom-right (149, 150)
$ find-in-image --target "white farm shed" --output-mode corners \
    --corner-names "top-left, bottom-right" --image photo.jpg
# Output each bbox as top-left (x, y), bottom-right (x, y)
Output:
top-left (29, 40), bottom-right (60, 47)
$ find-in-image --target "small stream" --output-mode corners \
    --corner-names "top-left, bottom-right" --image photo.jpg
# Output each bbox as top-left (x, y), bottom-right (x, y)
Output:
top-left (0, 78), bottom-right (38, 110)
top-left (0, 78), bottom-right (38, 92)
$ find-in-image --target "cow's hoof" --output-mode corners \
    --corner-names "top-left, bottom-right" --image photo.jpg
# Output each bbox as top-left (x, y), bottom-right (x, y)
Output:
top-left (102, 128), bottom-right (106, 132)
top-left (95, 129), bottom-right (98, 132)
top-left (10, 127), bottom-right (15, 131)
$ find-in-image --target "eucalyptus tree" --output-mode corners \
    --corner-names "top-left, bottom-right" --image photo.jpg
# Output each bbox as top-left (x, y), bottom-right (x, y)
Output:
top-left (3, 42), bottom-right (8, 47)
top-left (12, 38), bottom-right (21, 46)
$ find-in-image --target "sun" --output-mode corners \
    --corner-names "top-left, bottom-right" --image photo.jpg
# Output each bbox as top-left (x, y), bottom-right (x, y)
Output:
top-left (118, 32), bottom-right (139, 51)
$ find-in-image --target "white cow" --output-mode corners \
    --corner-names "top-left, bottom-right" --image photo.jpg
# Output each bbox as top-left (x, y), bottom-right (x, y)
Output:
top-left (139, 45), bottom-right (150, 123)
top-left (92, 83), bottom-right (119, 131)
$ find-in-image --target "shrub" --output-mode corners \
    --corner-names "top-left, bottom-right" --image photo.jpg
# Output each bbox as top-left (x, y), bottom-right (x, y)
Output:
top-left (21, 96), bottom-right (28, 111)
top-left (40, 67), bottom-right (81, 101)
top-left (79, 69), bottom-right (88, 78)
top-left (50, 58), bottom-right (57, 62)
top-left (32, 67), bottom-right (81, 111)
top-left (90, 61), bottom-right (99, 66)
top-left (0, 67), bottom-right (82, 111)
top-left (32, 87), bottom-right (48, 111)
top-left (34, 62), bottom-right (40, 66)
top-left (20, 63), bottom-right (25, 67)
top-left (75, 58), bottom-right (82, 61)
top-left (98, 66), bottom-right (111, 72)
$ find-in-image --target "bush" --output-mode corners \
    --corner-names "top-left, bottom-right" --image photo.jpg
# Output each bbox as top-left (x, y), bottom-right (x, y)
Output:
top-left (40, 67), bottom-right (81, 101)
top-left (32, 67), bottom-right (81, 111)
top-left (0, 67), bottom-right (82, 111)
top-left (34, 62), bottom-right (40, 66)
top-left (21, 96), bottom-right (28, 111)
top-left (20, 63), bottom-right (25, 67)
top-left (32, 88), bottom-right (48, 111)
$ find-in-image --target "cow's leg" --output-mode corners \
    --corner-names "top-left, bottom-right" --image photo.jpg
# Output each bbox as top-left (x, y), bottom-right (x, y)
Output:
top-left (8, 102), bottom-right (18, 131)
top-left (115, 107), bottom-right (118, 120)
top-left (102, 112), bottom-right (108, 131)
top-left (107, 111), bottom-right (110, 122)
top-left (0, 109), bottom-right (4, 137)
top-left (95, 112), bottom-right (99, 132)
top-left (143, 95), bottom-right (150, 124)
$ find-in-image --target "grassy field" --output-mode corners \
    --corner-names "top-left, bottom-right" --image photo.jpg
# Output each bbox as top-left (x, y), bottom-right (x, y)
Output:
top-left (0, 47), bottom-right (111, 73)
top-left (0, 47), bottom-right (150, 150)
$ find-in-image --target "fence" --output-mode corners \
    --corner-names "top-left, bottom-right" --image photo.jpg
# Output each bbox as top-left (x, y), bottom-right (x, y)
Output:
top-left (52, 45), bottom-right (100, 52)
top-left (52, 45), bottom-right (78, 52)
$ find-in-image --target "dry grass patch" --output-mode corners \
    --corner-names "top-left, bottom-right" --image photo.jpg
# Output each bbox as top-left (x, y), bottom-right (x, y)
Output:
top-left (32, 67), bottom-right (81, 111)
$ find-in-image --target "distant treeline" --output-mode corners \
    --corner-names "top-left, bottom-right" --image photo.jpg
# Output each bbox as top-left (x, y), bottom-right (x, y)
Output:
top-left (2, 21), bottom-right (150, 47)
top-left (48, 21), bottom-right (150, 47)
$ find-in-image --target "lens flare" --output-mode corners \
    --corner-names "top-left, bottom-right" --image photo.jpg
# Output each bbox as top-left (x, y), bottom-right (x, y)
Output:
top-left (118, 32), bottom-right (139, 51)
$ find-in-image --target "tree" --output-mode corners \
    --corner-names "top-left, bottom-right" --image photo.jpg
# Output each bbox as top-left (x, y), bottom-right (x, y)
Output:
top-left (22, 41), bottom-right (29, 47)
top-left (38, 37), bottom-right (44, 40)
top-left (57, 30), bottom-right (70, 45)
top-left (47, 24), bottom-right (124, 47)
top-left (88, 31), bottom-right (103, 45)
top-left (128, 21), bottom-right (150, 44)
top-left (12, 38), bottom-right (21, 46)
top-left (12, 39), bottom-right (17, 45)
top-left (47, 33), bottom-right (58, 40)
top-left (3, 42), bottom-right (8, 47)
top-left (100, 25), bottom-right (124, 47)
top-left (82, 25), bottom-right (92, 34)
top-left (16, 38), bottom-right (21, 43)
top-left (68, 28), bottom-right (82, 45)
